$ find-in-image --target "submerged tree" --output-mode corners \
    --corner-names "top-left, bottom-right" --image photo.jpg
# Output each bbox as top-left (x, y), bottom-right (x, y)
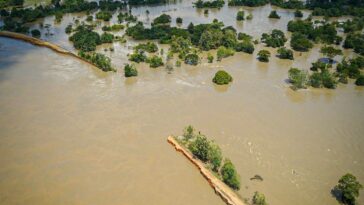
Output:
top-left (252, 192), bottom-right (268, 205)
top-left (334, 173), bottom-right (362, 205)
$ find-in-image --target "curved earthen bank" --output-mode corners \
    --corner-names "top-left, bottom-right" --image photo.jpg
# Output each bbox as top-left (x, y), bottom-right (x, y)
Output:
top-left (167, 136), bottom-right (246, 205)
top-left (0, 31), bottom-right (99, 69)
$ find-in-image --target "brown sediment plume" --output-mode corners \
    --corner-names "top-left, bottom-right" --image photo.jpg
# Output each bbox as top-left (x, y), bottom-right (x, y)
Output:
top-left (167, 136), bottom-right (246, 205)
top-left (0, 31), bottom-right (100, 69)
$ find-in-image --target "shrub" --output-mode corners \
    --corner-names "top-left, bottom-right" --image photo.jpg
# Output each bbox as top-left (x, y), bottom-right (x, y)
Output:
top-left (96, 11), bottom-right (112, 21)
top-left (236, 10), bottom-right (244, 21)
top-left (101, 32), bottom-right (114, 43)
top-left (69, 26), bottom-right (101, 52)
top-left (217, 46), bottom-right (235, 61)
top-left (309, 72), bottom-right (322, 88)
top-left (221, 159), bottom-right (240, 190)
top-left (176, 17), bottom-right (183, 24)
top-left (124, 63), bottom-right (138, 77)
top-left (261, 29), bottom-right (286, 48)
top-left (268, 10), bottom-right (280, 19)
top-left (183, 125), bottom-right (195, 141)
top-left (252, 192), bottom-right (268, 205)
top-left (235, 41), bottom-right (254, 54)
top-left (65, 24), bottom-right (73, 34)
top-left (288, 67), bottom-right (308, 89)
top-left (152, 14), bottom-right (171, 25)
top-left (188, 135), bottom-right (210, 162)
top-left (78, 51), bottom-right (114, 72)
top-left (257, 50), bottom-right (270, 62)
top-left (213, 70), bottom-right (233, 85)
top-left (135, 42), bottom-right (158, 53)
top-left (147, 55), bottom-right (164, 68)
top-left (55, 11), bottom-right (63, 23)
top-left (208, 143), bottom-right (222, 172)
top-left (184, 53), bottom-right (199, 65)
top-left (321, 70), bottom-right (337, 89)
top-left (294, 10), bottom-right (303, 18)
top-left (86, 15), bottom-right (93, 21)
top-left (102, 24), bottom-right (124, 31)
top-left (246, 13), bottom-right (253, 20)
top-left (207, 53), bottom-right (214, 63)
top-left (31, 29), bottom-right (41, 38)
top-left (356, 75), bottom-right (364, 86)
top-left (277, 47), bottom-right (294, 60)
top-left (237, 32), bottom-right (252, 41)
top-left (290, 32), bottom-right (313, 52)
top-left (311, 60), bottom-right (331, 71)
top-left (320, 45), bottom-right (343, 62)
top-left (129, 51), bottom-right (147, 63)
top-left (335, 173), bottom-right (363, 205)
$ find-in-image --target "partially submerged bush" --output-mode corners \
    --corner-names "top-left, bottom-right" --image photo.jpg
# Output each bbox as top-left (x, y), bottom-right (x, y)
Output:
top-left (268, 10), bottom-right (280, 19)
top-left (135, 42), bottom-right (158, 53)
top-left (184, 53), bottom-right (199, 65)
top-left (217, 46), bottom-right (235, 61)
top-left (288, 67), bottom-right (308, 89)
top-left (147, 55), bottom-right (164, 68)
top-left (277, 47), bottom-right (294, 60)
top-left (124, 63), bottom-right (138, 77)
top-left (252, 192), bottom-right (268, 205)
top-left (212, 70), bottom-right (233, 85)
top-left (236, 10), bottom-right (244, 21)
top-left (188, 135), bottom-right (210, 162)
top-left (78, 51), bottom-right (114, 72)
top-left (31, 29), bottom-right (41, 38)
top-left (129, 51), bottom-right (147, 63)
top-left (221, 159), bottom-right (240, 190)
top-left (257, 50), bottom-right (270, 62)
top-left (356, 75), bottom-right (364, 86)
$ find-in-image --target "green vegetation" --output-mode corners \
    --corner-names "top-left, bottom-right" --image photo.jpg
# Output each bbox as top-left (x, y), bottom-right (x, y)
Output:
top-left (177, 126), bottom-right (240, 190)
top-left (236, 10), bottom-right (244, 21)
top-left (0, 0), bottom-right (24, 8)
top-left (217, 46), bottom-right (235, 61)
top-left (311, 60), bottom-right (331, 71)
top-left (30, 29), bottom-right (41, 38)
top-left (184, 53), bottom-right (199, 65)
top-left (78, 51), bottom-right (114, 72)
top-left (212, 70), bottom-right (233, 85)
top-left (228, 0), bottom-right (268, 7)
top-left (356, 75), bottom-right (364, 86)
top-left (337, 57), bottom-right (364, 79)
top-left (290, 32), bottom-right (313, 52)
top-left (221, 159), bottom-right (240, 190)
top-left (294, 9), bottom-right (303, 18)
top-left (277, 47), bottom-right (293, 60)
top-left (102, 24), bottom-right (124, 31)
top-left (309, 70), bottom-right (337, 89)
top-left (117, 12), bottom-right (137, 23)
top-left (235, 41), bottom-right (254, 54)
top-left (288, 68), bottom-right (308, 89)
top-left (86, 15), bottom-right (93, 22)
top-left (152, 13), bottom-right (171, 25)
top-left (176, 17), bottom-right (183, 24)
top-left (246, 13), bottom-right (253, 20)
top-left (268, 10), bottom-right (280, 19)
top-left (334, 173), bottom-right (362, 205)
top-left (207, 53), bottom-right (214, 63)
top-left (54, 11), bottom-right (63, 23)
top-left (101, 32), bottom-right (114, 43)
top-left (257, 50), bottom-right (270, 62)
top-left (65, 24), bottom-right (72, 34)
top-left (237, 32), bottom-right (252, 41)
top-left (340, 18), bottom-right (364, 33)
top-left (320, 46), bottom-right (342, 62)
top-left (135, 42), bottom-right (158, 53)
top-left (147, 55), bottom-right (164, 68)
top-left (124, 63), bottom-right (138, 77)
top-left (261, 29), bottom-right (286, 48)
top-left (129, 51), bottom-right (147, 63)
top-left (194, 0), bottom-right (224, 8)
top-left (252, 192), bottom-right (268, 205)
top-left (96, 11), bottom-right (112, 21)
top-left (344, 33), bottom-right (364, 56)
top-left (128, 0), bottom-right (166, 5)
top-left (270, 0), bottom-right (304, 9)
top-left (69, 26), bottom-right (101, 52)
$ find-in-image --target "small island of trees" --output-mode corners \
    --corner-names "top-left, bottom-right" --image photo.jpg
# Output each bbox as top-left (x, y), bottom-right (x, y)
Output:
top-left (213, 70), bottom-right (233, 85)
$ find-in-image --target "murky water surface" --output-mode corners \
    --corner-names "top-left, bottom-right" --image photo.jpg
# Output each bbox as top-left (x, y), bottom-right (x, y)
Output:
top-left (0, 1), bottom-right (363, 205)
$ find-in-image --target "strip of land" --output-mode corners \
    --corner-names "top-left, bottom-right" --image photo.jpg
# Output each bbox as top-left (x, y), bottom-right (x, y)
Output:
top-left (0, 31), bottom-right (99, 69)
top-left (167, 136), bottom-right (246, 205)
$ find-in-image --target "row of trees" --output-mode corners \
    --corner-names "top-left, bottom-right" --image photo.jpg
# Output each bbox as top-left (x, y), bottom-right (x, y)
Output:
top-left (193, 0), bottom-right (225, 8)
top-left (178, 126), bottom-right (241, 190)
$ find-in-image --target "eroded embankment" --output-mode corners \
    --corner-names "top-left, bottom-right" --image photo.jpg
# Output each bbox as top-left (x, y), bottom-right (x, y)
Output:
top-left (0, 31), bottom-right (99, 69)
top-left (167, 136), bottom-right (246, 205)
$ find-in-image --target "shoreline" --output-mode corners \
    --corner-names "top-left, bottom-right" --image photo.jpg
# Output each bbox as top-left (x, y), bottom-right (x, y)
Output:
top-left (0, 31), bottom-right (100, 70)
top-left (167, 136), bottom-right (246, 205)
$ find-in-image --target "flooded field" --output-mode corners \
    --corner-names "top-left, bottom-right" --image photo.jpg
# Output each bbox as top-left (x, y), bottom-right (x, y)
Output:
top-left (0, 1), bottom-right (364, 205)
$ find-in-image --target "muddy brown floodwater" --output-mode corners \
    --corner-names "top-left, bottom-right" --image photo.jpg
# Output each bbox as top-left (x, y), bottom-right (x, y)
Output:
top-left (0, 1), bottom-right (364, 205)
